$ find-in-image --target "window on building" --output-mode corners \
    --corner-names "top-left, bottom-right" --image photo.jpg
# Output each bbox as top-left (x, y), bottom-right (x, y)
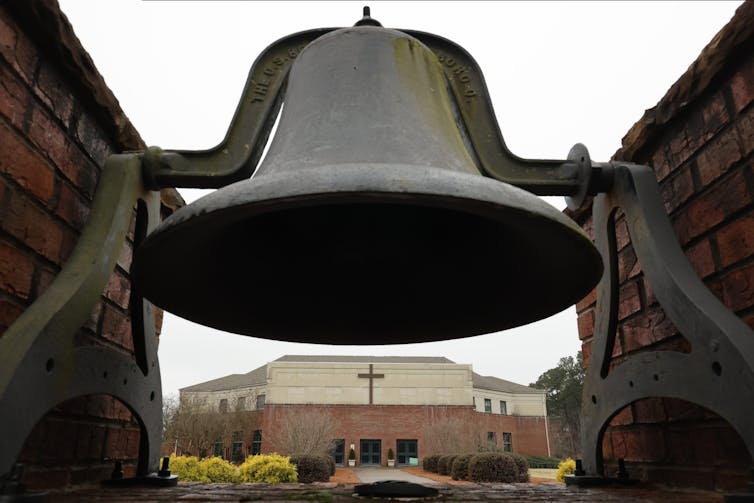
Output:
top-left (486, 431), bottom-right (496, 443)
top-left (484, 398), bottom-right (492, 413)
top-left (503, 432), bottom-right (512, 452)
top-left (331, 439), bottom-right (345, 466)
top-left (236, 396), bottom-right (246, 411)
top-left (251, 430), bottom-right (262, 455)
top-left (472, 396), bottom-right (476, 407)
top-left (396, 439), bottom-right (418, 465)
top-left (219, 398), bottom-right (228, 413)
top-left (256, 394), bottom-right (266, 409)
top-left (213, 440), bottom-right (224, 458)
top-left (500, 400), bottom-right (507, 415)
top-left (231, 431), bottom-right (244, 463)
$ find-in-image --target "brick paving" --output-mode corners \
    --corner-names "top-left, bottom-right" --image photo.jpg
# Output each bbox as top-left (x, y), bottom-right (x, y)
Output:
top-left (50, 481), bottom-right (726, 502)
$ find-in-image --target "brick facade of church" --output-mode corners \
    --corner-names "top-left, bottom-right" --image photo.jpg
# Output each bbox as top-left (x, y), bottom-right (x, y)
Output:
top-left (199, 404), bottom-right (550, 464)
top-left (263, 404), bottom-right (549, 460)
top-left (174, 358), bottom-right (552, 464)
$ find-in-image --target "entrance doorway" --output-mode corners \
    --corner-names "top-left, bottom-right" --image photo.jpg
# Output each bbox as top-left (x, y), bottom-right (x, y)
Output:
top-left (332, 439), bottom-right (345, 466)
top-left (396, 439), bottom-right (418, 465)
top-left (360, 439), bottom-right (381, 465)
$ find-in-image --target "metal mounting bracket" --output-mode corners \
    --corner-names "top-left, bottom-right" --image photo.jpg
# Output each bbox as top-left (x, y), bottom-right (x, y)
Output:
top-left (580, 162), bottom-right (754, 477)
top-left (0, 154), bottom-right (164, 482)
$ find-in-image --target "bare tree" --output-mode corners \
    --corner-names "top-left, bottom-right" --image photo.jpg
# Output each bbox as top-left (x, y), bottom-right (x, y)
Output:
top-left (165, 398), bottom-right (226, 457)
top-left (162, 393), bottom-right (179, 437)
top-left (421, 415), bottom-right (485, 455)
top-left (265, 408), bottom-right (338, 456)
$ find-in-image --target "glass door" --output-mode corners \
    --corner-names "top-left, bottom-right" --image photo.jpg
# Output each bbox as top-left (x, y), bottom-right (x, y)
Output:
top-left (331, 439), bottom-right (345, 466)
top-left (359, 439), bottom-right (381, 465)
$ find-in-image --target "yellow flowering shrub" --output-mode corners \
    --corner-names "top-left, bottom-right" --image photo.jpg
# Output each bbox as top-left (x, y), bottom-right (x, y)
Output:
top-left (238, 453), bottom-right (298, 483)
top-left (556, 457), bottom-right (576, 482)
top-left (169, 455), bottom-right (210, 482)
top-left (199, 456), bottom-right (240, 483)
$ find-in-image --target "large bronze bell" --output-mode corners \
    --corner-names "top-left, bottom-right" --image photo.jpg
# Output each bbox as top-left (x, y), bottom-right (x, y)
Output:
top-left (132, 24), bottom-right (603, 344)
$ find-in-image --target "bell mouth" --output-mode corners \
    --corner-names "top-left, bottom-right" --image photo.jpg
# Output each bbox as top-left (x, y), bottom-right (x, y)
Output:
top-left (132, 164), bottom-right (603, 344)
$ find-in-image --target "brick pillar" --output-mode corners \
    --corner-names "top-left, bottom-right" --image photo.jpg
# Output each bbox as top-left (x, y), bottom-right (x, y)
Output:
top-left (572, 1), bottom-right (754, 491)
top-left (0, 1), bottom-right (180, 489)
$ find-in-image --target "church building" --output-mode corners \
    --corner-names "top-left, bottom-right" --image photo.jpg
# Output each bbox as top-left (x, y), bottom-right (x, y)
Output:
top-left (178, 355), bottom-right (550, 465)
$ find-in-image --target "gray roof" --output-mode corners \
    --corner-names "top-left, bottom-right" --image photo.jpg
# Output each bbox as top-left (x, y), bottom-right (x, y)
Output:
top-left (472, 372), bottom-right (544, 395)
top-left (180, 355), bottom-right (540, 395)
top-left (180, 363), bottom-right (267, 392)
top-left (274, 355), bottom-right (455, 364)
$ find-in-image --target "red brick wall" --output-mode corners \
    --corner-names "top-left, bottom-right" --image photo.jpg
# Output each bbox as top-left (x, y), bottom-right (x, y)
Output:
top-left (261, 404), bottom-right (549, 462)
top-left (0, 1), bottom-right (178, 490)
top-left (573, 1), bottom-right (754, 490)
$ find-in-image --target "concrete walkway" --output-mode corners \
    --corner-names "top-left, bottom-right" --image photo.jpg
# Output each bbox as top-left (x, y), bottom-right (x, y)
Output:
top-left (354, 467), bottom-right (437, 485)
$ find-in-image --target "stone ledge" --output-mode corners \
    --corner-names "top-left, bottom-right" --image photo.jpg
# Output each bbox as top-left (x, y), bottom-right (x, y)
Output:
top-left (50, 481), bottom-right (726, 502)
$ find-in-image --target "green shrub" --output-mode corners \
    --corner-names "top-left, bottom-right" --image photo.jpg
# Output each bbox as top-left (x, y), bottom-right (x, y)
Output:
top-left (169, 455), bottom-right (210, 482)
top-left (290, 454), bottom-right (331, 483)
top-left (510, 454), bottom-right (530, 482)
top-left (438, 454), bottom-right (457, 476)
top-left (469, 453), bottom-right (496, 482)
top-left (198, 456), bottom-right (240, 483)
top-left (423, 454), bottom-right (441, 473)
top-left (556, 457), bottom-right (576, 482)
top-left (239, 454), bottom-right (298, 483)
top-left (498, 453), bottom-right (519, 482)
top-left (468, 452), bottom-right (519, 483)
top-left (523, 454), bottom-right (561, 469)
top-left (325, 455), bottom-right (335, 476)
top-left (450, 454), bottom-right (473, 481)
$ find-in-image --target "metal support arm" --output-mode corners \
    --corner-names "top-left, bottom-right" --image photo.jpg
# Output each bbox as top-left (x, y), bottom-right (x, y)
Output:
top-left (141, 29), bottom-right (333, 190)
top-left (0, 155), bottom-right (164, 480)
top-left (581, 162), bottom-right (754, 476)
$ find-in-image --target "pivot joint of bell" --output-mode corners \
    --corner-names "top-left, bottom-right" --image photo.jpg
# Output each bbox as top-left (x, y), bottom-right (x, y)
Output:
top-left (564, 143), bottom-right (616, 211)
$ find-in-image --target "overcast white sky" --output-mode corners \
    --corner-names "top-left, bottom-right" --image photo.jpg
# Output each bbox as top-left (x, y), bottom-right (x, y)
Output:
top-left (58, 1), bottom-right (742, 397)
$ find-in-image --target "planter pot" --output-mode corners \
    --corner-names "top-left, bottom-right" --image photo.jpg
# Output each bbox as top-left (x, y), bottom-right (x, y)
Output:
top-left (348, 460), bottom-right (356, 467)
top-left (387, 460), bottom-right (395, 467)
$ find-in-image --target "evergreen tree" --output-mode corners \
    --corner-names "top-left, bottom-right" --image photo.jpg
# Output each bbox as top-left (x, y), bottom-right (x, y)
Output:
top-left (531, 352), bottom-right (584, 457)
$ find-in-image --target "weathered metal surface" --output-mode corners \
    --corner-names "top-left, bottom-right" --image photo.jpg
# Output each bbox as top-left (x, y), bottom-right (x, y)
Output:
top-left (580, 163), bottom-right (754, 476)
top-left (354, 480), bottom-right (438, 498)
top-left (141, 29), bottom-right (335, 190)
top-left (132, 26), bottom-right (603, 345)
top-left (400, 30), bottom-right (610, 198)
top-left (0, 155), bottom-right (163, 479)
top-left (141, 24), bottom-right (612, 199)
